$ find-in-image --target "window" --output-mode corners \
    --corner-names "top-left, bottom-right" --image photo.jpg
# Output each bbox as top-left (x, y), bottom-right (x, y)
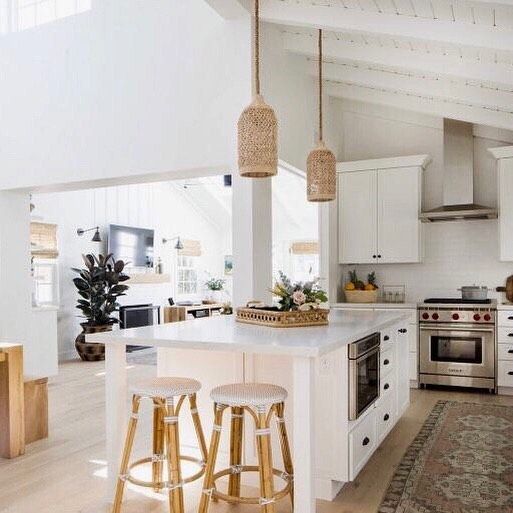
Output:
top-left (177, 255), bottom-right (198, 295)
top-left (1, 0), bottom-right (91, 33)
top-left (33, 259), bottom-right (59, 305)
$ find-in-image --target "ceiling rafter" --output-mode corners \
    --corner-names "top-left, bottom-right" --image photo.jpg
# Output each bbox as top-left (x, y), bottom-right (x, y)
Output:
top-left (259, 0), bottom-right (513, 52)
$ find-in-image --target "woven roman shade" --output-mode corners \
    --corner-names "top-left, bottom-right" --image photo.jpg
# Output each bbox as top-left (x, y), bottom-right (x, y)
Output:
top-left (30, 222), bottom-right (59, 259)
top-left (290, 241), bottom-right (319, 255)
top-left (178, 239), bottom-right (202, 257)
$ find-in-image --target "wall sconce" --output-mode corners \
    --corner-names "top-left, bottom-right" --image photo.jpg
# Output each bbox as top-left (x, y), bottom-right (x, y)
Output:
top-left (162, 236), bottom-right (183, 250)
top-left (77, 226), bottom-right (102, 242)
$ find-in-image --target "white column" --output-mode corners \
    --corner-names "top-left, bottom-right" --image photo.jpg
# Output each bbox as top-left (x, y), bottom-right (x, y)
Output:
top-left (0, 191), bottom-right (32, 370)
top-left (293, 355), bottom-right (316, 513)
top-left (232, 174), bottom-right (273, 306)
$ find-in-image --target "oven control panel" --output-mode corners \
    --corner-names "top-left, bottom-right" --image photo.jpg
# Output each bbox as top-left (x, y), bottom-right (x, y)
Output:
top-left (419, 308), bottom-right (496, 324)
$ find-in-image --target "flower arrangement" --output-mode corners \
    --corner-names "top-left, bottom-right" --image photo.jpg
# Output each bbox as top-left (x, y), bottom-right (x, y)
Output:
top-left (270, 272), bottom-right (328, 311)
top-left (205, 277), bottom-right (225, 291)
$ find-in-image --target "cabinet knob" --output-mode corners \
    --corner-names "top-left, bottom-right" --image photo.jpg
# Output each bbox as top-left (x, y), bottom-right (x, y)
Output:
top-left (383, 413), bottom-right (390, 421)
top-left (362, 437), bottom-right (370, 446)
top-left (377, 254), bottom-right (382, 258)
top-left (508, 316), bottom-right (513, 320)
top-left (383, 335), bottom-right (390, 341)
top-left (383, 359), bottom-right (390, 365)
top-left (384, 383), bottom-right (390, 390)
top-left (508, 371), bottom-right (513, 376)
top-left (508, 350), bottom-right (513, 354)
top-left (508, 333), bottom-right (513, 337)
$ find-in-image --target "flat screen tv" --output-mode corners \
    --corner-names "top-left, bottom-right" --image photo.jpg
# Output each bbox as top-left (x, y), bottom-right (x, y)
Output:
top-left (108, 224), bottom-right (154, 267)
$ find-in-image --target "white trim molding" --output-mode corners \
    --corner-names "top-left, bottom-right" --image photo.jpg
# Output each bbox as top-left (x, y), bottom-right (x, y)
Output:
top-left (489, 146), bottom-right (513, 160)
top-left (337, 154), bottom-right (431, 173)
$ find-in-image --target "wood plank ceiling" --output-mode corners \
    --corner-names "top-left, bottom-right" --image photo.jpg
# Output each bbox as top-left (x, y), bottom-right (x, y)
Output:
top-left (207, 0), bottom-right (513, 129)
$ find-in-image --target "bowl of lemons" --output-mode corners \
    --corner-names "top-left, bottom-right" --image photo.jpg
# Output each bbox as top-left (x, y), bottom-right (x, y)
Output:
top-left (344, 270), bottom-right (379, 303)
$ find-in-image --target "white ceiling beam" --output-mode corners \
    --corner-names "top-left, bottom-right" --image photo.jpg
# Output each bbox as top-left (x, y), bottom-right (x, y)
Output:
top-left (326, 81), bottom-right (513, 131)
top-left (284, 32), bottom-right (513, 86)
top-left (313, 61), bottom-right (513, 112)
top-left (203, 0), bottom-right (248, 19)
top-left (261, 0), bottom-right (513, 52)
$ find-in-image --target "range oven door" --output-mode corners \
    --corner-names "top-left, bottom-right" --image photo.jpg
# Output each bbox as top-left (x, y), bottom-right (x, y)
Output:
top-left (349, 346), bottom-right (380, 420)
top-left (419, 324), bottom-right (495, 378)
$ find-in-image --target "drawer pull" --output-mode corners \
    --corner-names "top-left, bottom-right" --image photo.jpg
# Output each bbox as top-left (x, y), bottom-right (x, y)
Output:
top-left (383, 359), bottom-right (390, 365)
top-left (508, 371), bottom-right (513, 376)
top-left (398, 328), bottom-right (407, 333)
top-left (383, 335), bottom-right (389, 341)
top-left (362, 437), bottom-right (370, 446)
top-left (384, 383), bottom-right (390, 390)
top-left (508, 333), bottom-right (513, 337)
top-left (383, 413), bottom-right (390, 421)
top-left (508, 350), bottom-right (513, 354)
top-left (509, 316), bottom-right (513, 320)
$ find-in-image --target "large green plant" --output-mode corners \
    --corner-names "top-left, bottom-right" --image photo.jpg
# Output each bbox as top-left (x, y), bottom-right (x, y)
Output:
top-left (72, 253), bottom-right (129, 326)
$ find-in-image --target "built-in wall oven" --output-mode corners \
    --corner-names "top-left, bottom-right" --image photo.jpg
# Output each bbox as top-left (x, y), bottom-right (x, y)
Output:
top-left (419, 299), bottom-right (496, 391)
top-left (349, 332), bottom-right (380, 420)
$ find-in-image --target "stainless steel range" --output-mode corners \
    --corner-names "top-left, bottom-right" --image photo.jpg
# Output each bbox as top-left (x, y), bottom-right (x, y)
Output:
top-left (418, 298), bottom-right (496, 392)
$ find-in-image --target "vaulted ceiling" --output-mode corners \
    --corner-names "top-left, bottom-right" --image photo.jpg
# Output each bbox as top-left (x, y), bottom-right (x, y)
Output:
top-left (206, 0), bottom-right (513, 130)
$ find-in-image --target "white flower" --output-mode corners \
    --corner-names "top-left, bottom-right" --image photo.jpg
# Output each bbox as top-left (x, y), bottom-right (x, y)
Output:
top-left (292, 290), bottom-right (306, 306)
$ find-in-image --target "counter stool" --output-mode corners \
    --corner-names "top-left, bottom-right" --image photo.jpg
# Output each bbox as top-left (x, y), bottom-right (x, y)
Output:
top-left (198, 383), bottom-right (294, 513)
top-left (112, 377), bottom-right (208, 513)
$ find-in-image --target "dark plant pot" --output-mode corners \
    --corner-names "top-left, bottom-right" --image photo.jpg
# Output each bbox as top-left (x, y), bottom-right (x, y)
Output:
top-left (75, 323), bottom-right (112, 362)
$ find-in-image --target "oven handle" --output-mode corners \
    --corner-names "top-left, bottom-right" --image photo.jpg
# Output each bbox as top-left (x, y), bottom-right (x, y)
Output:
top-left (354, 345), bottom-right (380, 363)
top-left (419, 325), bottom-right (495, 333)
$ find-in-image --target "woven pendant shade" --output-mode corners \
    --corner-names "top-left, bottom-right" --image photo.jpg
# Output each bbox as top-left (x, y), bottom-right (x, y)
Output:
top-left (238, 0), bottom-right (278, 178)
top-left (307, 29), bottom-right (336, 202)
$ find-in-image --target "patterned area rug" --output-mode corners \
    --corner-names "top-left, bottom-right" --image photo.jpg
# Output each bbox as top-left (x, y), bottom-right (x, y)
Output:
top-left (379, 400), bottom-right (513, 513)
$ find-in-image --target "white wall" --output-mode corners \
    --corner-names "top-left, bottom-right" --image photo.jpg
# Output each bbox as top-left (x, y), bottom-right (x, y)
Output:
top-left (331, 98), bottom-right (513, 302)
top-left (33, 180), bottom-right (231, 360)
top-left (0, 0), bottom-right (250, 191)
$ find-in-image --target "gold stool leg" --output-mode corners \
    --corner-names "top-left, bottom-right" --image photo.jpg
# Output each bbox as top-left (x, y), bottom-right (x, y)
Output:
top-left (152, 399), bottom-right (165, 492)
top-left (256, 409), bottom-right (276, 513)
top-left (112, 395), bottom-right (141, 513)
top-left (275, 402), bottom-right (294, 507)
top-left (189, 393), bottom-right (208, 465)
top-left (228, 406), bottom-right (244, 497)
top-left (161, 397), bottom-right (184, 513)
top-left (198, 403), bottom-right (226, 513)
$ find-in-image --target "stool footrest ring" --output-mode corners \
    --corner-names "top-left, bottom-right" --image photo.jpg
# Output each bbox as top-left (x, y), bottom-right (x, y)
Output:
top-left (124, 454), bottom-right (205, 489)
top-left (211, 465), bottom-right (293, 505)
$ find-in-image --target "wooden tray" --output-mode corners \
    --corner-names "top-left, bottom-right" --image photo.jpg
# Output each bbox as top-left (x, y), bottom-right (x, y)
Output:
top-left (236, 307), bottom-right (329, 328)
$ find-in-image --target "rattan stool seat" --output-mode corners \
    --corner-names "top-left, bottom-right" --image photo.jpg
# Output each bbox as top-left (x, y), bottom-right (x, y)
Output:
top-left (210, 383), bottom-right (287, 407)
top-left (130, 377), bottom-right (201, 398)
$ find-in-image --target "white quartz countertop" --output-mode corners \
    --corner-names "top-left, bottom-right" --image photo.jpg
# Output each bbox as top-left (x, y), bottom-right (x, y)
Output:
top-left (331, 302), bottom-right (417, 309)
top-left (87, 309), bottom-right (410, 357)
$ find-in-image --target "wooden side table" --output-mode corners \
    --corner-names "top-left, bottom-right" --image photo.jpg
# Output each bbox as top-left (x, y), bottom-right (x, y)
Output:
top-left (0, 343), bottom-right (25, 458)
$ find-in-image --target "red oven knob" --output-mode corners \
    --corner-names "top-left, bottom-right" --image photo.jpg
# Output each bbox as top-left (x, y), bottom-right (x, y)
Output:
top-left (452, 313), bottom-right (460, 320)
top-left (473, 313), bottom-right (481, 321)
top-left (484, 314), bottom-right (491, 321)
top-left (422, 312), bottom-right (429, 320)
top-left (432, 313), bottom-right (439, 320)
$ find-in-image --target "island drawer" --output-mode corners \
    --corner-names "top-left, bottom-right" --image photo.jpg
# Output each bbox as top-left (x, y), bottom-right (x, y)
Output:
top-left (380, 372), bottom-right (395, 399)
top-left (349, 409), bottom-right (376, 480)
top-left (498, 343), bottom-right (513, 361)
top-left (498, 311), bottom-right (513, 327)
top-left (380, 328), bottom-right (395, 352)
top-left (498, 361), bottom-right (513, 387)
top-left (377, 394), bottom-right (396, 442)
top-left (498, 327), bottom-right (513, 343)
top-left (380, 346), bottom-right (394, 378)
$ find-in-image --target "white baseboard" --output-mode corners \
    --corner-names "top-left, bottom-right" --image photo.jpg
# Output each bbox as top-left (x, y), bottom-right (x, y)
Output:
top-left (498, 387), bottom-right (513, 396)
top-left (315, 478), bottom-right (344, 501)
top-left (59, 350), bottom-right (79, 362)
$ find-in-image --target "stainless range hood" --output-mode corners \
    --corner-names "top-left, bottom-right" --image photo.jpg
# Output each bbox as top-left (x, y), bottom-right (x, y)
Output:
top-left (419, 120), bottom-right (497, 223)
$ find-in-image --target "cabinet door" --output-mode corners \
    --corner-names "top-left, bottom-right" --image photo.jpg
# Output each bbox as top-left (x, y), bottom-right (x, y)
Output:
top-left (377, 167), bottom-right (421, 263)
top-left (338, 170), bottom-right (377, 264)
top-left (499, 163), bottom-right (513, 261)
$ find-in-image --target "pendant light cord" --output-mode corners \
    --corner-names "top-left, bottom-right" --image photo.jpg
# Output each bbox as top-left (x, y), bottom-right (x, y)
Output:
top-left (254, 0), bottom-right (260, 96)
top-left (318, 29), bottom-right (323, 142)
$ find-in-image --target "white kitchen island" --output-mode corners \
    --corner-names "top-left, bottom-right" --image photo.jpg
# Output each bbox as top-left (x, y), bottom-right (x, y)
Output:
top-left (88, 309), bottom-right (411, 513)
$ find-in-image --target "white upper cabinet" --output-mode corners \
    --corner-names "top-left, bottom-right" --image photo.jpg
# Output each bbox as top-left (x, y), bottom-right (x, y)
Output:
top-left (337, 155), bottom-right (430, 265)
top-left (489, 146), bottom-right (513, 261)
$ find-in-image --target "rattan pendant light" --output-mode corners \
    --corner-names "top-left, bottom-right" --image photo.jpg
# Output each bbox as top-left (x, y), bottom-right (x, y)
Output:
top-left (238, 0), bottom-right (278, 178)
top-left (307, 29), bottom-right (336, 202)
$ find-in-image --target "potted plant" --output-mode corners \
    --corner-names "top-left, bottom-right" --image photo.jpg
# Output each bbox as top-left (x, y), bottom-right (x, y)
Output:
top-left (204, 277), bottom-right (226, 304)
top-left (72, 253), bottom-right (129, 361)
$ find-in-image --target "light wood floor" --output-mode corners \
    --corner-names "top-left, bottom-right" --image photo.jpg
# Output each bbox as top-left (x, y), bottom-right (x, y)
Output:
top-left (1, 359), bottom-right (513, 513)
